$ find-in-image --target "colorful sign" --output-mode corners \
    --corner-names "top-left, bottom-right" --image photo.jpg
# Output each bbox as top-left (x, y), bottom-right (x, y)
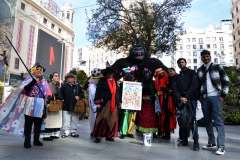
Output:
top-left (122, 81), bottom-right (142, 110)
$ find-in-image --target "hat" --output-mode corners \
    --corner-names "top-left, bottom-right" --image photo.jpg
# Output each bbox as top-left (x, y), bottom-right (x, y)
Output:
top-left (66, 73), bottom-right (75, 78)
top-left (91, 68), bottom-right (103, 79)
top-left (50, 72), bottom-right (58, 81)
top-left (31, 62), bottom-right (46, 72)
top-left (154, 68), bottom-right (164, 76)
top-left (102, 61), bottom-right (117, 76)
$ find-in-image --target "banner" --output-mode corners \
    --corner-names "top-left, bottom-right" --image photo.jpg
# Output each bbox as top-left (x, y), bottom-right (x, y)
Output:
top-left (121, 81), bottom-right (142, 110)
top-left (0, 0), bottom-right (18, 83)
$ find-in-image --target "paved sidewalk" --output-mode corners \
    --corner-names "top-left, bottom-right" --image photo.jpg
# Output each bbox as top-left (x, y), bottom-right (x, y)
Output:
top-left (0, 109), bottom-right (240, 160)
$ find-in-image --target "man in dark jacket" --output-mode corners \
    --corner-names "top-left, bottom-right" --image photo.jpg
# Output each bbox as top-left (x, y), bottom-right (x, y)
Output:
top-left (197, 50), bottom-right (230, 155)
top-left (173, 58), bottom-right (200, 151)
top-left (60, 73), bottom-right (84, 138)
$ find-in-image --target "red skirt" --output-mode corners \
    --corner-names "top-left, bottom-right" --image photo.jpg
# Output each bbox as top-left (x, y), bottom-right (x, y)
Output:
top-left (92, 114), bottom-right (118, 138)
top-left (135, 102), bottom-right (158, 132)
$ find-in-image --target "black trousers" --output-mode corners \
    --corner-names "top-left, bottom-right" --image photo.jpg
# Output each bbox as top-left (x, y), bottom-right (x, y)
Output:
top-left (24, 115), bottom-right (43, 143)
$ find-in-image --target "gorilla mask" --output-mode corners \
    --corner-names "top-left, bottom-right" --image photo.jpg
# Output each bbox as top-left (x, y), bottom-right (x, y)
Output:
top-left (132, 46), bottom-right (145, 61)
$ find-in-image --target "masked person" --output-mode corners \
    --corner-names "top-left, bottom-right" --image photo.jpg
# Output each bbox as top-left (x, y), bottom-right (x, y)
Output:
top-left (154, 68), bottom-right (176, 140)
top-left (173, 58), bottom-right (200, 151)
top-left (135, 69), bottom-right (158, 133)
top-left (60, 73), bottom-right (84, 138)
top-left (119, 67), bottom-right (137, 139)
top-left (0, 62), bottom-right (52, 149)
top-left (88, 68), bottom-right (103, 136)
top-left (197, 50), bottom-right (230, 155)
top-left (92, 62), bottom-right (120, 143)
top-left (41, 72), bottom-right (63, 141)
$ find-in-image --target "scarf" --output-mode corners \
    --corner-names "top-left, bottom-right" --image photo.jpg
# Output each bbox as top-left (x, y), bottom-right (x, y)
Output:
top-left (107, 78), bottom-right (117, 114)
top-left (154, 71), bottom-right (169, 91)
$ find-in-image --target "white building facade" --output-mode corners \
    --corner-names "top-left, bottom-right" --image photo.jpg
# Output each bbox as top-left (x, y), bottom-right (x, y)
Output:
top-left (9, 0), bottom-right (75, 85)
top-left (173, 20), bottom-right (234, 73)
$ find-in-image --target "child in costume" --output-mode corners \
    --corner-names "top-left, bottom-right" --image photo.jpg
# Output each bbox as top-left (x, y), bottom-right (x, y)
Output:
top-left (119, 66), bottom-right (137, 139)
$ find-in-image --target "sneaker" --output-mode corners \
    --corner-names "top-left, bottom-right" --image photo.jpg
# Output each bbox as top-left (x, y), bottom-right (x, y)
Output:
top-left (216, 146), bottom-right (225, 155)
top-left (202, 144), bottom-right (216, 149)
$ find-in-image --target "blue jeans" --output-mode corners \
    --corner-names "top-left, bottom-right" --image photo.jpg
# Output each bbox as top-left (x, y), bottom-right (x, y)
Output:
top-left (200, 96), bottom-right (225, 148)
top-left (182, 100), bottom-right (199, 140)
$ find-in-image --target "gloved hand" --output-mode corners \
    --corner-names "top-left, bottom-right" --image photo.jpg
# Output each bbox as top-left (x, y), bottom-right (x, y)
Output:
top-left (24, 78), bottom-right (37, 92)
top-left (46, 95), bottom-right (52, 104)
top-left (161, 88), bottom-right (169, 94)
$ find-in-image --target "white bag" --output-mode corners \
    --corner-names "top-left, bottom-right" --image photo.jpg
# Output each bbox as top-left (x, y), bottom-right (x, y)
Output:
top-left (143, 133), bottom-right (152, 146)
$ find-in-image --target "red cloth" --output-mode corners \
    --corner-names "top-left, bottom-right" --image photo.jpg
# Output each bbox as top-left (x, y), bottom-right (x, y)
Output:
top-left (107, 78), bottom-right (116, 114)
top-left (154, 71), bottom-right (169, 91)
top-left (135, 102), bottom-right (158, 129)
top-left (92, 114), bottom-right (118, 138)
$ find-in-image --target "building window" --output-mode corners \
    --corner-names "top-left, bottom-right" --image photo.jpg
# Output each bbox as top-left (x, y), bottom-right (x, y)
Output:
top-left (213, 44), bottom-right (217, 48)
top-left (187, 59), bottom-right (191, 64)
top-left (101, 58), bottom-right (103, 62)
top-left (220, 44), bottom-right (224, 48)
top-left (207, 44), bottom-right (211, 49)
top-left (238, 18), bottom-right (240, 24)
top-left (199, 38), bottom-right (203, 42)
top-left (234, 35), bottom-right (236, 40)
top-left (101, 53), bottom-right (103, 56)
top-left (200, 45), bottom-right (203, 49)
top-left (235, 46), bottom-right (237, 52)
top-left (43, 18), bottom-right (47, 24)
top-left (206, 37), bottom-right (210, 42)
top-left (51, 24), bottom-right (55, 30)
top-left (186, 45), bottom-right (190, 49)
top-left (67, 11), bottom-right (70, 19)
top-left (193, 45), bottom-right (196, 49)
top-left (221, 51), bottom-right (224, 55)
top-left (219, 37), bottom-right (223, 41)
top-left (193, 59), bottom-right (197, 63)
top-left (96, 64), bottom-right (98, 68)
top-left (236, 58), bottom-right (238, 65)
top-left (214, 58), bottom-right (218, 63)
top-left (212, 37), bottom-right (216, 41)
top-left (194, 66), bottom-right (197, 71)
top-left (232, 13), bottom-right (234, 18)
top-left (233, 24), bottom-right (235, 29)
top-left (21, 3), bottom-right (25, 10)
top-left (92, 60), bottom-right (94, 64)
top-left (97, 54), bottom-right (98, 58)
top-left (237, 6), bottom-right (239, 12)
top-left (180, 46), bottom-right (183, 50)
top-left (193, 52), bottom-right (197, 56)
top-left (188, 66), bottom-right (191, 69)
top-left (71, 13), bottom-right (73, 23)
top-left (105, 56), bottom-right (108, 60)
top-left (180, 52), bottom-right (183, 57)
top-left (15, 58), bottom-right (19, 69)
top-left (230, 52), bottom-right (232, 55)
top-left (180, 39), bottom-right (183, 43)
top-left (186, 38), bottom-right (190, 42)
top-left (72, 37), bottom-right (74, 42)
top-left (187, 52), bottom-right (191, 56)
top-left (214, 51), bottom-right (217, 56)
top-left (192, 38), bottom-right (196, 42)
top-left (58, 28), bottom-right (61, 34)
top-left (229, 45), bottom-right (232, 47)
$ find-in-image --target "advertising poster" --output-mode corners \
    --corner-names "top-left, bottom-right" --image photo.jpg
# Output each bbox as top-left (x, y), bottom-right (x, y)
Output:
top-left (0, 0), bottom-right (18, 83)
top-left (122, 81), bottom-right (142, 110)
top-left (36, 29), bottom-right (65, 80)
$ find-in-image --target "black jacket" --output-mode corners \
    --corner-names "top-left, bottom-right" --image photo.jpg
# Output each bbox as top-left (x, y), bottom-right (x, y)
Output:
top-left (60, 82), bottom-right (84, 112)
top-left (94, 77), bottom-right (120, 113)
top-left (173, 68), bottom-right (199, 102)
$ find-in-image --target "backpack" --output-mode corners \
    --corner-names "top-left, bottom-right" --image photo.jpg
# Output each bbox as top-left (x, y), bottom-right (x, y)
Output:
top-left (176, 101), bottom-right (194, 130)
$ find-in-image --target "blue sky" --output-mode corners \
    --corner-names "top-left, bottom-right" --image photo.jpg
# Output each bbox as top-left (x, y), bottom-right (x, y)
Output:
top-left (55, 0), bottom-right (232, 67)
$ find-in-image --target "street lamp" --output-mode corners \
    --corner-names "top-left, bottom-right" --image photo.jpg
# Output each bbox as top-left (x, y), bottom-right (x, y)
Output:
top-left (57, 39), bottom-right (71, 87)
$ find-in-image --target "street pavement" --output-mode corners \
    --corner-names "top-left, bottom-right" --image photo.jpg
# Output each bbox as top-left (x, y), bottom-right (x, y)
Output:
top-left (0, 109), bottom-right (240, 160)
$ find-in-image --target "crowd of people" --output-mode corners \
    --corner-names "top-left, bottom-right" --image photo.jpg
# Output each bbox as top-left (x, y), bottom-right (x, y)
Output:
top-left (0, 49), bottom-right (229, 156)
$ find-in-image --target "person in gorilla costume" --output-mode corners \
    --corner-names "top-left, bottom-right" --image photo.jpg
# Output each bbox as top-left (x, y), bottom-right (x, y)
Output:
top-left (112, 44), bottom-right (168, 82)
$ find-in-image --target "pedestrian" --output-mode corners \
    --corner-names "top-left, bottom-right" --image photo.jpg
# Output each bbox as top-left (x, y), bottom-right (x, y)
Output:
top-left (60, 73), bottom-right (84, 138)
top-left (0, 62), bottom-right (52, 149)
top-left (92, 62), bottom-right (120, 143)
top-left (168, 68), bottom-right (182, 141)
top-left (154, 68), bottom-right (176, 140)
top-left (173, 58), bottom-right (200, 151)
top-left (41, 72), bottom-right (63, 141)
top-left (88, 68), bottom-right (103, 136)
top-left (135, 68), bottom-right (158, 134)
top-left (119, 67), bottom-right (137, 139)
top-left (197, 50), bottom-right (230, 155)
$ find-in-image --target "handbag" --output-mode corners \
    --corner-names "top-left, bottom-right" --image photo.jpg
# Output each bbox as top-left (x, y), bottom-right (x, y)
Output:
top-left (74, 84), bottom-right (87, 114)
top-left (48, 95), bottom-right (63, 112)
top-left (155, 93), bottom-right (161, 113)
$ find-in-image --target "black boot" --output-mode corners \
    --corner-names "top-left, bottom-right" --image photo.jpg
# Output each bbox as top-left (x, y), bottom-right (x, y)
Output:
top-left (24, 115), bottom-right (33, 149)
top-left (43, 137), bottom-right (54, 141)
top-left (178, 137), bottom-right (188, 146)
top-left (24, 137), bottom-right (31, 149)
top-left (127, 134), bottom-right (134, 138)
top-left (33, 117), bottom-right (43, 146)
top-left (120, 135), bottom-right (126, 139)
top-left (193, 139), bottom-right (200, 151)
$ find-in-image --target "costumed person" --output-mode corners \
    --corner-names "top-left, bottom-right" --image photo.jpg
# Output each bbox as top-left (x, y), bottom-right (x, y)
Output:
top-left (119, 66), bottom-right (137, 139)
top-left (0, 62), bottom-right (52, 149)
top-left (135, 68), bottom-right (158, 133)
top-left (88, 68), bottom-right (103, 136)
top-left (41, 72), bottom-right (63, 141)
top-left (112, 44), bottom-right (168, 82)
top-left (92, 61), bottom-right (120, 143)
top-left (154, 68), bottom-right (177, 140)
top-left (60, 73), bottom-right (84, 138)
